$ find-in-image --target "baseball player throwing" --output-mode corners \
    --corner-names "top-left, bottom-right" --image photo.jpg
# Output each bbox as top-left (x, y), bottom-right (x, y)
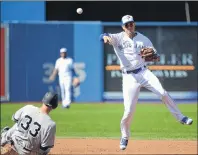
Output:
top-left (100, 15), bottom-right (193, 150)
top-left (1, 92), bottom-right (58, 155)
top-left (49, 47), bottom-right (80, 108)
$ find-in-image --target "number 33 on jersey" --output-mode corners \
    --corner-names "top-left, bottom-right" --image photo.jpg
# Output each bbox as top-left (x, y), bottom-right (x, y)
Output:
top-left (20, 115), bottom-right (41, 137)
top-left (12, 105), bottom-right (56, 148)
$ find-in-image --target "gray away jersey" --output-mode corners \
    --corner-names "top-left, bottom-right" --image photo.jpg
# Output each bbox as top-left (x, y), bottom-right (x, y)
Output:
top-left (11, 105), bottom-right (56, 153)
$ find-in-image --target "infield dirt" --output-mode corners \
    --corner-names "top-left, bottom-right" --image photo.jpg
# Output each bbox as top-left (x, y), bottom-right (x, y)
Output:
top-left (50, 138), bottom-right (197, 154)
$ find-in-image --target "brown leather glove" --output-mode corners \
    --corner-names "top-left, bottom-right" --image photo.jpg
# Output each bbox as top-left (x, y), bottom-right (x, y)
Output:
top-left (140, 47), bottom-right (160, 62)
top-left (1, 145), bottom-right (18, 155)
top-left (72, 78), bottom-right (80, 88)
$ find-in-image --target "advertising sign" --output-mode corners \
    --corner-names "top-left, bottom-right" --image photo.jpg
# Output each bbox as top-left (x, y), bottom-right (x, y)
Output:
top-left (103, 26), bottom-right (197, 101)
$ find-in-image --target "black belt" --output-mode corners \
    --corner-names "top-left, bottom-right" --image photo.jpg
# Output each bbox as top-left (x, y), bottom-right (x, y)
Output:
top-left (122, 66), bottom-right (146, 74)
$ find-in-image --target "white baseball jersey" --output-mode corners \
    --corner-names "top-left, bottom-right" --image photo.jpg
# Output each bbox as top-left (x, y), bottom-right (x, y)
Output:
top-left (11, 105), bottom-right (56, 153)
top-left (109, 31), bottom-right (155, 71)
top-left (107, 32), bottom-right (185, 141)
top-left (55, 57), bottom-right (74, 81)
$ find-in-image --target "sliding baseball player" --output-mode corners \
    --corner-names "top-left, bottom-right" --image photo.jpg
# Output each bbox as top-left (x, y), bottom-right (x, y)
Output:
top-left (1, 92), bottom-right (58, 155)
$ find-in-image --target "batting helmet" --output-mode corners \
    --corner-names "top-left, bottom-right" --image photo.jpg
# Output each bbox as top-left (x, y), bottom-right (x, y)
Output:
top-left (42, 92), bottom-right (58, 109)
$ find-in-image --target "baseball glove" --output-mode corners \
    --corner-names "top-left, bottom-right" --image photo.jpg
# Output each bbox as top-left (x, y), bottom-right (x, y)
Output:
top-left (140, 47), bottom-right (160, 62)
top-left (1, 145), bottom-right (18, 155)
top-left (72, 78), bottom-right (80, 88)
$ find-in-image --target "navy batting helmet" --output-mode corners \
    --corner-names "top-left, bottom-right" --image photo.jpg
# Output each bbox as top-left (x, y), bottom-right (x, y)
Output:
top-left (42, 92), bottom-right (58, 109)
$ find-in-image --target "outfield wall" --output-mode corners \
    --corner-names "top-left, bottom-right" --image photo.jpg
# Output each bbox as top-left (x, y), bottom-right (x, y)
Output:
top-left (1, 1), bottom-right (45, 22)
top-left (0, 22), bottom-right (197, 102)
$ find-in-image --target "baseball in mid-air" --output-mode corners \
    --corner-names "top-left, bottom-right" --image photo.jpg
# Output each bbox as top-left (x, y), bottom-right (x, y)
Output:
top-left (76, 8), bottom-right (83, 14)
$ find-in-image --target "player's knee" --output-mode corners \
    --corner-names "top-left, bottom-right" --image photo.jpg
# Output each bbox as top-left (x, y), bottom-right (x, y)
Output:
top-left (122, 110), bottom-right (132, 120)
top-left (161, 90), bottom-right (168, 99)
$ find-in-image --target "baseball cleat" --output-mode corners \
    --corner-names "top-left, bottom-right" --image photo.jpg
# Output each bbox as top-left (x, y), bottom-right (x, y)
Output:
top-left (180, 116), bottom-right (193, 125)
top-left (120, 138), bottom-right (128, 150)
top-left (62, 105), bottom-right (70, 109)
top-left (65, 105), bottom-right (70, 109)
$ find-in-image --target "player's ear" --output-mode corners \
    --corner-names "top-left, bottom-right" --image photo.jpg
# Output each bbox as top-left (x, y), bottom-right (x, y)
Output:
top-left (122, 25), bottom-right (125, 31)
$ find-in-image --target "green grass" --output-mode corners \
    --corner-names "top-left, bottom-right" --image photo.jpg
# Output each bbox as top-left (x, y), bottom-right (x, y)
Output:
top-left (1, 103), bottom-right (197, 140)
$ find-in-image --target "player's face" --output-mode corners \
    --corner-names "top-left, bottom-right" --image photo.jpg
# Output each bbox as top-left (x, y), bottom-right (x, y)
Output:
top-left (123, 22), bottom-right (135, 33)
top-left (60, 52), bottom-right (67, 58)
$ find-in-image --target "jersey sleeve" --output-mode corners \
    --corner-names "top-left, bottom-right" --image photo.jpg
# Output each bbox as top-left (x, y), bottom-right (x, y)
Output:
top-left (12, 105), bottom-right (28, 122)
top-left (99, 33), bottom-right (120, 46)
top-left (40, 122), bottom-right (56, 149)
top-left (54, 59), bottom-right (59, 70)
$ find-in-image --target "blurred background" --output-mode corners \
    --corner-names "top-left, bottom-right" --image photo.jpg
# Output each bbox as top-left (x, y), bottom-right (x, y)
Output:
top-left (1, 1), bottom-right (198, 103)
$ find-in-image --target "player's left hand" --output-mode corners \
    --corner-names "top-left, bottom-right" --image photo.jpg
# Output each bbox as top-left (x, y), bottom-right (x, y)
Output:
top-left (72, 78), bottom-right (80, 87)
top-left (140, 47), bottom-right (160, 62)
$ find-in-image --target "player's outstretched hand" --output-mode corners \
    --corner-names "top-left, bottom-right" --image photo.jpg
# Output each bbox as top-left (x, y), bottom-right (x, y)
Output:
top-left (103, 36), bottom-right (113, 45)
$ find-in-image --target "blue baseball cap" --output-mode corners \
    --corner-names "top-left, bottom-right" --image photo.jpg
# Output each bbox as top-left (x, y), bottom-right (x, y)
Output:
top-left (121, 15), bottom-right (134, 25)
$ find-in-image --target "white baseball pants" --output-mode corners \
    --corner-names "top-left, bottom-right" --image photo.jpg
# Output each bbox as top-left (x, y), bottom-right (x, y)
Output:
top-left (120, 68), bottom-right (185, 139)
top-left (59, 77), bottom-right (72, 107)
